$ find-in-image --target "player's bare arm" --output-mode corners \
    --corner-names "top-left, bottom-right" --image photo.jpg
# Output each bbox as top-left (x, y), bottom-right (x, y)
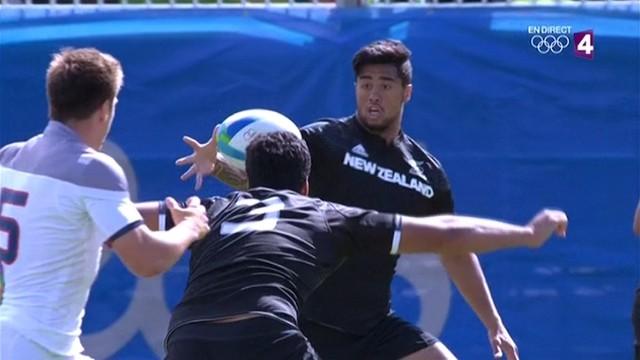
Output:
top-left (176, 124), bottom-right (248, 190)
top-left (440, 253), bottom-right (518, 360)
top-left (112, 197), bottom-right (210, 277)
top-left (397, 207), bottom-right (566, 359)
top-left (399, 209), bottom-right (568, 254)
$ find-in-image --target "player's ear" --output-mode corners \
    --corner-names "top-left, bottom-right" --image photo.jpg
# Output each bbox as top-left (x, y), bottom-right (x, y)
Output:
top-left (96, 99), bottom-right (112, 123)
top-left (300, 180), bottom-right (309, 196)
top-left (403, 84), bottom-right (413, 103)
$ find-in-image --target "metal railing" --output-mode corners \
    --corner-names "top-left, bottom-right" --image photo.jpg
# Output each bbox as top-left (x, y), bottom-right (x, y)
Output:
top-left (0, 0), bottom-right (637, 10)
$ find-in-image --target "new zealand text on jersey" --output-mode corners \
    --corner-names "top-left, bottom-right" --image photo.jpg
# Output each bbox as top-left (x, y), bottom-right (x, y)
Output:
top-left (342, 152), bottom-right (434, 198)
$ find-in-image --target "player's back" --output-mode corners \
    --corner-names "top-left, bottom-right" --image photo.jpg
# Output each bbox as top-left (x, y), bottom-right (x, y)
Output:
top-left (0, 121), bottom-right (134, 356)
top-left (167, 187), bottom-right (399, 342)
top-left (169, 189), bottom-right (339, 333)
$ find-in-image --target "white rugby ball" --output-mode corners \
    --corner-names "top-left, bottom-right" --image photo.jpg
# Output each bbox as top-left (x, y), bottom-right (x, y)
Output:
top-left (216, 109), bottom-right (301, 170)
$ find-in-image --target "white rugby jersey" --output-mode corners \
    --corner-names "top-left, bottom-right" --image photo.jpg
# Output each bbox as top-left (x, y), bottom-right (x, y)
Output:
top-left (0, 121), bottom-right (143, 356)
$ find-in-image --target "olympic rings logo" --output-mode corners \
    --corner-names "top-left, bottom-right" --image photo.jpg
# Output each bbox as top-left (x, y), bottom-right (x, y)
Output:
top-left (530, 35), bottom-right (570, 54)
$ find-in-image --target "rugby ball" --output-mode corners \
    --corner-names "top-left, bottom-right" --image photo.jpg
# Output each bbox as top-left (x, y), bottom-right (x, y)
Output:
top-left (216, 109), bottom-right (301, 171)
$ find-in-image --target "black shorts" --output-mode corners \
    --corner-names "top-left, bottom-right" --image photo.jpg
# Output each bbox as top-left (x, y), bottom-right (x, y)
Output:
top-left (300, 313), bottom-right (438, 360)
top-left (166, 317), bottom-right (318, 360)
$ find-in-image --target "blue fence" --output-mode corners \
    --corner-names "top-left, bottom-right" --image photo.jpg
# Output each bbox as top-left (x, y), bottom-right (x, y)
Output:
top-left (1, 7), bottom-right (638, 359)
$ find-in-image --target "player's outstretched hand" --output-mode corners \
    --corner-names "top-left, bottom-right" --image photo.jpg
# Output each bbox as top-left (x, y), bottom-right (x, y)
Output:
top-left (526, 209), bottom-right (568, 248)
top-left (176, 125), bottom-right (220, 191)
top-left (488, 322), bottom-right (518, 360)
top-left (166, 196), bottom-right (210, 241)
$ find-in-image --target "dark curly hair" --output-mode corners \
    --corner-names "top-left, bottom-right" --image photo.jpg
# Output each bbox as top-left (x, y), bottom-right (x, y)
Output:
top-left (245, 131), bottom-right (311, 192)
top-left (352, 39), bottom-right (412, 86)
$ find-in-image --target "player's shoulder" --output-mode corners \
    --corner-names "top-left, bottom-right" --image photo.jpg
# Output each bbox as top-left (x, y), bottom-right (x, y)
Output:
top-left (245, 187), bottom-right (304, 202)
top-left (77, 150), bottom-right (128, 192)
top-left (332, 198), bottom-right (375, 214)
top-left (242, 187), bottom-right (324, 212)
top-left (200, 194), bottom-right (232, 215)
top-left (403, 135), bottom-right (445, 170)
top-left (0, 141), bottom-right (27, 166)
top-left (301, 116), bottom-right (354, 137)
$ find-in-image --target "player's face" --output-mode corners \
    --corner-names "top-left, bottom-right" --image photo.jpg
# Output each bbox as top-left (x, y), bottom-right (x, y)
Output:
top-left (355, 64), bottom-right (411, 134)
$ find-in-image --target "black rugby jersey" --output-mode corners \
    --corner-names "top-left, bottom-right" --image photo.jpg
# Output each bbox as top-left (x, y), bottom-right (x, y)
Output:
top-left (300, 115), bottom-right (454, 334)
top-left (165, 188), bottom-right (400, 343)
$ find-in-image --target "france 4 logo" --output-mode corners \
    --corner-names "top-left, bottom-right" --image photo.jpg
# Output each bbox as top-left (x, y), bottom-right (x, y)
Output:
top-left (529, 27), bottom-right (595, 60)
top-left (574, 30), bottom-right (595, 60)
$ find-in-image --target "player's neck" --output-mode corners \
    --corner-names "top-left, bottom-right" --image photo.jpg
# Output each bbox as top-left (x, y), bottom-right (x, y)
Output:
top-left (379, 122), bottom-right (401, 144)
top-left (384, 108), bottom-right (405, 143)
top-left (359, 117), bottom-right (402, 145)
top-left (66, 117), bottom-right (105, 151)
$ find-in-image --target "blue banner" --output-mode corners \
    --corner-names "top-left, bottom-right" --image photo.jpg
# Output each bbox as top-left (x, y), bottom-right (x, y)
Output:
top-left (1, 7), bottom-right (638, 359)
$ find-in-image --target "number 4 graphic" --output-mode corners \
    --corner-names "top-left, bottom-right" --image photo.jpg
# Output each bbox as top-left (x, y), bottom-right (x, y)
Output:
top-left (574, 30), bottom-right (595, 60)
top-left (0, 188), bottom-right (29, 265)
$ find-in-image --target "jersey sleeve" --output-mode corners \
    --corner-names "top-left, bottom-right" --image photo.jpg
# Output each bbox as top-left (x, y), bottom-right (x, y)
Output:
top-left (163, 196), bottom-right (227, 230)
top-left (431, 164), bottom-right (454, 214)
top-left (325, 202), bottom-right (402, 257)
top-left (78, 154), bottom-right (143, 245)
top-left (437, 187), bottom-right (454, 214)
top-left (408, 138), bottom-right (456, 214)
top-left (0, 141), bottom-right (25, 166)
top-left (300, 119), bottom-right (331, 153)
top-left (300, 120), bottom-right (330, 162)
top-left (301, 119), bottom-right (336, 191)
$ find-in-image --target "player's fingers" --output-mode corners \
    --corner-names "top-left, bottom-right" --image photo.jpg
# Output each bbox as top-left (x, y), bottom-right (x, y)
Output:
top-left (491, 338), bottom-right (503, 358)
top-left (555, 222), bottom-right (568, 237)
top-left (180, 165), bottom-right (197, 181)
top-left (185, 196), bottom-right (201, 207)
top-left (175, 154), bottom-right (195, 166)
top-left (556, 211), bottom-right (568, 221)
top-left (553, 212), bottom-right (568, 237)
top-left (498, 337), bottom-right (518, 360)
top-left (165, 197), bottom-right (180, 211)
top-left (211, 124), bottom-right (220, 147)
top-left (195, 173), bottom-right (203, 191)
top-left (183, 136), bottom-right (201, 150)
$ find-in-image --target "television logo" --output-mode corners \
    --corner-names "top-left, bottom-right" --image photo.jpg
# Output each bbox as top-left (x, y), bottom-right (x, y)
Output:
top-left (574, 30), bottom-right (595, 60)
top-left (530, 34), bottom-right (570, 54)
top-left (528, 26), bottom-right (595, 59)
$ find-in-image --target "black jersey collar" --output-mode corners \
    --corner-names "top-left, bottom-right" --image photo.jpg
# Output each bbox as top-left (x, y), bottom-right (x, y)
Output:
top-left (348, 114), bottom-right (408, 148)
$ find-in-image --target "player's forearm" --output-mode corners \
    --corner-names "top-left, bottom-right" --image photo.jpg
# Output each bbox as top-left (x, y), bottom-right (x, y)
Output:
top-left (440, 253), bottom-right (503, 331)
top-left (135, 222), bottom-right (199, 277)
top-left (149, 222), bottom-right (200, 270)
top-left (212, 154), bottom-right (248, 190)
top-left (135, 201), bottom-right (161, 230)
top-left (114, 222), bottom-right (199, 277)
top-left (400, 215), bottom-right (535, 254)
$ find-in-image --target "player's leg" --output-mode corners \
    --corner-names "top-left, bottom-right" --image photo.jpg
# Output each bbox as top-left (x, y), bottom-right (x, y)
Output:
top-left (400, 342), bottom-right (457, 360)
top-left (363, 313), bottom-right (456, 360)
top-left (299, 318), bottom-right (368, 360)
